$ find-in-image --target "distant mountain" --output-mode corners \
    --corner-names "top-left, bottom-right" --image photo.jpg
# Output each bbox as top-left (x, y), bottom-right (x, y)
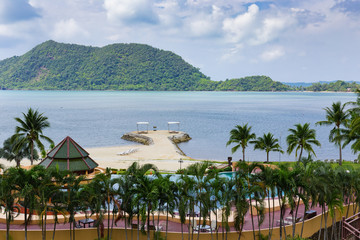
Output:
top-left (0, 40), bottom-right (290, 91)
top-left (304, 80), bottom-right (359, 92)
top-left (284, 80), bottom-right (360, 88)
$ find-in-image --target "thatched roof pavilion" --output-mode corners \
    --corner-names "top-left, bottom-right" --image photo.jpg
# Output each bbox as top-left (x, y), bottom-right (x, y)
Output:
top-left (38, 136), bottom-right (98, 175)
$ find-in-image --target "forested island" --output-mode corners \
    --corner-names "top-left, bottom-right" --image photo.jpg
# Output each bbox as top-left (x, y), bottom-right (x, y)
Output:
top-left (0, 40), bottom-right (357, 91)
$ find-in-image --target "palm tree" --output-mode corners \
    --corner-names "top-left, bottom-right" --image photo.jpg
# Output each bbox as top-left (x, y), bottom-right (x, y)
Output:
top-left (35, 167), bottom-right (59, 240)
top-left (62, 173), bottom-right (85, 240)
top-left (316, 101), bottom-right (349, 165)
top-left (12, 108), bottom-right (53, 165)
top-left (176, 174), bottom-right (195, 240)
top-left (232, 166), bottom-right (250, 240)
top-left (91, 168), bottom-right (118, 240)
top-left (226, 123), bottom-right (256, 161)
top-left (0, 168), bottom-right (20, 240)
top-left (0, 137), bottom-right (38, 167)
top-left (185, 162), bottom-right (214, 240)
top-left (286, 123), bottom-right (321, 161)
top-left (7, 166), bottom-right (40, 240)
top-left (125, 162), bottom-right (158, 240)
top-left (115, 173), bottom-right (138, 240)
top-left (250, 132), bottom-right (283, 163)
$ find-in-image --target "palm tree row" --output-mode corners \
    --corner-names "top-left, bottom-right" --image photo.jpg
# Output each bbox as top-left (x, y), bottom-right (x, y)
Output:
top-left (227, 122), bottom-right (320, 162)
top-left (1, 160), bottom-right (360, 240)
top-left (227, 91), bottom-right (360, 164)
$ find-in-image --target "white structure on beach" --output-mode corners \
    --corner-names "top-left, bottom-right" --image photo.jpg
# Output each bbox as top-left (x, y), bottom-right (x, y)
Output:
top-left (136, 122), bottom-right (149, 133)
top-left (167, 121), bottom-right (180, 133)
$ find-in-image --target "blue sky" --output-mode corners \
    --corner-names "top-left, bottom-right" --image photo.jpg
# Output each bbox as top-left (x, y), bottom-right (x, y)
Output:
top-left (0, 0), bottom-right (359, 82)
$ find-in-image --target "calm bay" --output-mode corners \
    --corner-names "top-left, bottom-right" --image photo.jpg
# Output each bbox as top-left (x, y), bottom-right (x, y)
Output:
top-left (0, 91), bottom-right (356, 162)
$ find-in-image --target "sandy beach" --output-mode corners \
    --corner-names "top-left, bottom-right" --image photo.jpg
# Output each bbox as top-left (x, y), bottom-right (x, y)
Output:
top-left (86, 130), bottom-right (197, 172)
top-left (0, 130), bottom-right (214, 172)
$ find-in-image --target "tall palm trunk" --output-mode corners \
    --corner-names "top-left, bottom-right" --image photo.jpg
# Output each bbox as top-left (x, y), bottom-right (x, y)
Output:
top-left (6, 211), bottom-right (10, 240)
top-left (318, 206), bottom-right (324, 240)
top-left (181, 220), bottom-right (184, 240)
top-left (124, 215), bottom-right (128, 240)
top-left (267, 190), bottom-right (271, 238)
top-left (137, 212), bottom-right (140, 240)
top-left (242, 148), bottom-right (245, 162)
top-left (147, 204), bottom-right (151, 240)
top-left (298, 146), bottom-right (303, 161)
top-left (30, 141), bottom-right (34, 165)
top-left (249, 196), bottom-right (256, 240)
top-left (25, 206), bottom-right (28, 240)
top-left (197, 201), bottom-right (201, 240)
top-left (339, 142), bottom-right (342, 166)
top-left (270, 195), bottom-right (276, 239)
top-left (107, 195), bottom-right (110, 240)
top-left (323, 208), bottom-right (328, 240)
top-left (166, 205), bottom-right (169, 240)
top-left (52, 217), bottom-right (57, 240)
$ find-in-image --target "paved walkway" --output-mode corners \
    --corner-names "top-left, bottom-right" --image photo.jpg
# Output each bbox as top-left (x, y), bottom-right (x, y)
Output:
top-left (0, 202), bottom-right (327, 233)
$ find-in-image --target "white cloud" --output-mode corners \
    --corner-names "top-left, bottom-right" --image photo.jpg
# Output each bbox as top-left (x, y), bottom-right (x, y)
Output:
top-left (186, 5), bottom-right (223, 37)
top-left (51, 19), bottom-right (88, 41)
top-left (103, 0), bottom-right (158, 24)
top-left (260, 47), bottom-right (285, 61)
top-left (0, 0), bottom-right (360, 82)
top-left (250, 16), bottom-right (293, 45)
top-left (223, 4), bottom-right (259, 43)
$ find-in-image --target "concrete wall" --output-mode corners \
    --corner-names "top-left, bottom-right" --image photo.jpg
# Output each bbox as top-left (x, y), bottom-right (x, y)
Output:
top-left (1, 204), bottom-right (356, 240)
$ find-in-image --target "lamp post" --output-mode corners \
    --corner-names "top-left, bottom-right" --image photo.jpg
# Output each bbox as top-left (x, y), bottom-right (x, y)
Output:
top-left (178, 159), bottom-right (184, 169)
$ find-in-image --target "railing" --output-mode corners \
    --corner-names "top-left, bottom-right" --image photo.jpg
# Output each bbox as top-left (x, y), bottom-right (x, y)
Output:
top-left (342, 213), bottom-right (360, 240)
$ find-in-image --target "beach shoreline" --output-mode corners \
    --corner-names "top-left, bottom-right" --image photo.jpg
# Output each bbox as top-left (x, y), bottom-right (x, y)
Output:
top-left (85, 130), bottom-right (197, 172)
top-left (0, 130), bottom-right (216, 172)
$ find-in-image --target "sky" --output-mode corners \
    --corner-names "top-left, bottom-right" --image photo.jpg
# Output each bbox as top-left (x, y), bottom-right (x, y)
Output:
top-left (0, 0), bottom-right (359, 83)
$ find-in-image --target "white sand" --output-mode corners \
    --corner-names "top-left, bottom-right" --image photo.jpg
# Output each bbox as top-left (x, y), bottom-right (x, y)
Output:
top-left (86, 130), bottom-right (196, 172)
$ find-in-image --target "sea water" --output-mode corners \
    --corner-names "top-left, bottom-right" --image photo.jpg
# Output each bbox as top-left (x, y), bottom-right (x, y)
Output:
top-left (0, 91), bottom-right (356, 162)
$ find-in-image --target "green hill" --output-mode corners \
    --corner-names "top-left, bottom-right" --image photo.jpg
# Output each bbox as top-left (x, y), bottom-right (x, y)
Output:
top-left (0, 40), bottom-right (290, 91)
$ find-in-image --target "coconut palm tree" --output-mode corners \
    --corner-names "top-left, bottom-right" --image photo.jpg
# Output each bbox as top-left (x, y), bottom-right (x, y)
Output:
top-left (12, 108), bottom-right (53, 165)
top-left (0, 168), bottom-right (20, 240)
top-left (0, 137), bottom-right (38, 167)
top-left (91, 168), bottom-right (118, 240)
top-left (232, 165), bottom-right (250, 240)
top-left (35, 167), bottom-right (59, 240)
top-left (250, 132), bottom-right (283, 163)
top-left (286, 123), bottom-right (321, 161)
top-left (62, 173), bottom-right (85, 240)
top-left (176, 175), bottom-right (193, 240)
top-left (115, 175), bottom-right (134, 240)
top-left (316, 101), bottom-right (349, 165)
top-left (226, 123), bottom-right (256, 161)
top-left (185, 162), bottom-right (215, 240)
top-left (125, 162), bottom-right (158, 240)
top-left (7, 166), bottom-right (40, 240)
